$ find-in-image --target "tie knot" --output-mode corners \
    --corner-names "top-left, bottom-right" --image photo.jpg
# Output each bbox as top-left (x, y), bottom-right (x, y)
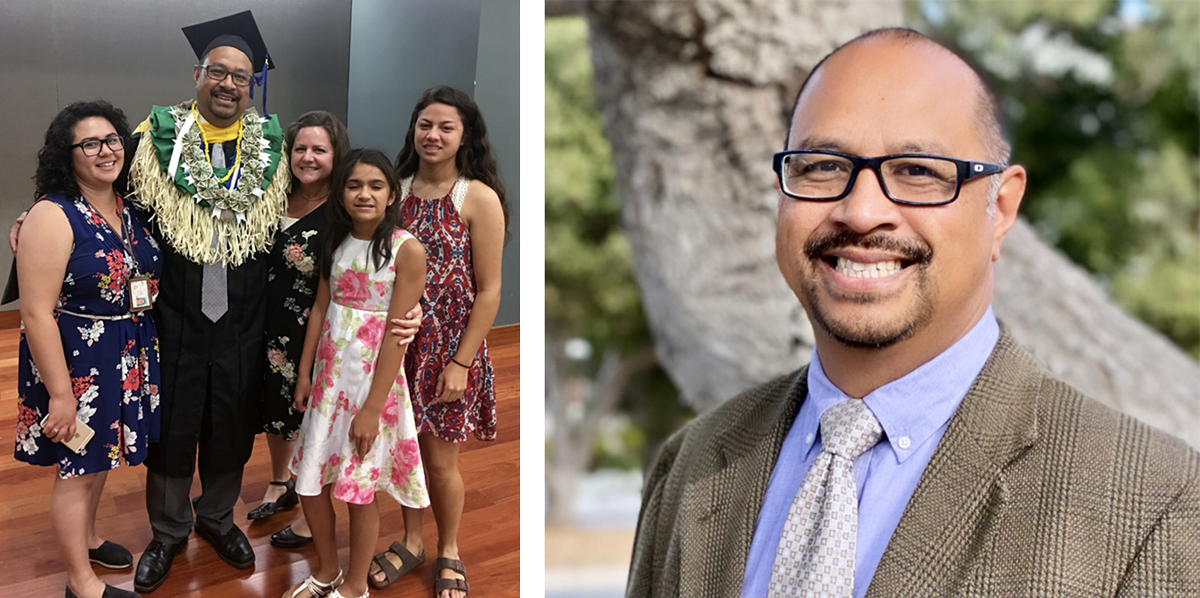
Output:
top-left (819, 400), bottom-right (882, 460)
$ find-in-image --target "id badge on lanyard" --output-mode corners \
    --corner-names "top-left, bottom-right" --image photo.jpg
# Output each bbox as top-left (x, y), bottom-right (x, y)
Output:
top-left (128, 275), bottom-right (152, 312)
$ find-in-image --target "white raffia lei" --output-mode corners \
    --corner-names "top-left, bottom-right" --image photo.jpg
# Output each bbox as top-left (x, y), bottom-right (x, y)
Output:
top-left (129, 102), bottom-right (288, 266)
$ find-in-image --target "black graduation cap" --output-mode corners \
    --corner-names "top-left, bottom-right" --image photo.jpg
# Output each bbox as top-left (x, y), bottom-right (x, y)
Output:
top-left (182, 10), bottom-right (273, 72)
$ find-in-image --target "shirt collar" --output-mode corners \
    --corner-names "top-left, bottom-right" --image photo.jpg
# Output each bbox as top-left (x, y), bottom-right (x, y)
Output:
top-left (800, 307), bottom-right (1000, 463)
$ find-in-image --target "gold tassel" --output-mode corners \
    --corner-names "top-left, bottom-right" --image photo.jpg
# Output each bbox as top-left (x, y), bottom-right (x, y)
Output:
top-left (129, 131), bottom-right (288, 266)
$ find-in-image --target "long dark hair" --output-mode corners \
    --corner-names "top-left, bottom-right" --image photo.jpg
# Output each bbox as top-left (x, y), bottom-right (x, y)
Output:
top-left (285, 110), bottom-right (351, 194)
top-left (34, 100), bottom-right (131, 199)
top-left (320, 148), bottom-right (404, 276)
top-left (394, 85), bottom-right (510, 237)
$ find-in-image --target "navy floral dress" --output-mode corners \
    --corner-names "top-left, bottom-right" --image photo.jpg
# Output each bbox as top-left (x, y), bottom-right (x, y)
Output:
top-left (13, 194), bottom-right (163, 479)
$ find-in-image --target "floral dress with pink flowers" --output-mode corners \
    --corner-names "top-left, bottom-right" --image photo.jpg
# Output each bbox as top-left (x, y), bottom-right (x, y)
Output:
top-left (289, 229), bottom-right (429, 507)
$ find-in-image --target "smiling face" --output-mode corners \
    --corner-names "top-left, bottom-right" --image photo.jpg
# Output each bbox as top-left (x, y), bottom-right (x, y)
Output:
top-left (193, 45), bottom-right (252, 127)
top-left (291, 126), bottom-right (335, 189)
top-left (343, 162), bottom-right (396, 235)
top-left (778, 36), bottom-right (1023, 353)
top-left (71, 116), bottom-right (124, 192)
top-left (414, 102), bottom-right (464, 167)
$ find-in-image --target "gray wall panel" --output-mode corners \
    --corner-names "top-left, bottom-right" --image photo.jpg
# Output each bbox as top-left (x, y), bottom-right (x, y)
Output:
top-left (0, 0), bottom-right (352, 310)
top-left (346, 0), bottom-right (481, 154)
top-left (348, 0), bottom-right (519, 326)
top-left (474, 0), bottom-right (520, 326)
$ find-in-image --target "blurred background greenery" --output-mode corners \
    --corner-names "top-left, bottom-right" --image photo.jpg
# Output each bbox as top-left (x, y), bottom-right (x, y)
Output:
top-left (545, 0), bottom-right (1198, 524)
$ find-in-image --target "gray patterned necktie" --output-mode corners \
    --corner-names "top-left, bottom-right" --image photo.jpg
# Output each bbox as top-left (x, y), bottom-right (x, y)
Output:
top-left (767, 399), bottom-right (883, 598)
top-left (201, 142), bottom-right (228, 322)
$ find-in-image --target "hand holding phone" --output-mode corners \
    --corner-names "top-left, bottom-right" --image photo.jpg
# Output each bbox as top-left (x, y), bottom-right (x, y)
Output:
top-left (40, 414), bottom-right (94, 453)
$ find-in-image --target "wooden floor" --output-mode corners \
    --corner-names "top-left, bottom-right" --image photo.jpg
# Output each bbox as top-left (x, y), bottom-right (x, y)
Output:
top-left (0, 325), bottom-right (520, 597)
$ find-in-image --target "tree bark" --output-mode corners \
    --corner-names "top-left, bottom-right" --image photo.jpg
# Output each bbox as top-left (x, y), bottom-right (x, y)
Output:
top-left (583, 0), bottom-right (1200, 448)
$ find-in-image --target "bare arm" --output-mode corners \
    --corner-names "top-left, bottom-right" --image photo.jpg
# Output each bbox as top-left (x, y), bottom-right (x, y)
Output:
top-left (293, 274), bottom-right (331, 413)
top-left (349, 236), bottom-right (426, 456)
top-left (17, 201), bottom-right (75, 443)
top-left (434, 182), bottom-right (504, 403)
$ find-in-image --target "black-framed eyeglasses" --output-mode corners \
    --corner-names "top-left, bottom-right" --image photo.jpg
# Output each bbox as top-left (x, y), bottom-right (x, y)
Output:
top-left (71, 135), bottom-right (124, 157)
top-left (773, 150), bottom-right (1007, 206)
top-left (198, 64), bottom-right (252, 87)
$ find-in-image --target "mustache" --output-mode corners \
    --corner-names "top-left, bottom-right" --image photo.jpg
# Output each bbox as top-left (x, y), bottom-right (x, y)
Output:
top-left (804, 229), bottom-right (933, 264)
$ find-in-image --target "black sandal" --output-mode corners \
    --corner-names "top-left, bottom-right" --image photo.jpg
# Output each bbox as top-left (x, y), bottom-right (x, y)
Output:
top-left (368, 541), bottom-right (425, 590)
top-left (247, 478), bottom-right (298, 520)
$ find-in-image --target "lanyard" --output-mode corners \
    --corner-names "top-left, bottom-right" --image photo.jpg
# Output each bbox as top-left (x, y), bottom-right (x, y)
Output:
top-left (84, 195), bottom-right (143, 278)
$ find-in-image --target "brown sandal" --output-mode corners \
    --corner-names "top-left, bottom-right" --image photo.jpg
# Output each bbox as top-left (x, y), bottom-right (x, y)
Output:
top-left (433, 557), bottom-right (470, 597)
top-left (368, 541), bottom-right (424, 590)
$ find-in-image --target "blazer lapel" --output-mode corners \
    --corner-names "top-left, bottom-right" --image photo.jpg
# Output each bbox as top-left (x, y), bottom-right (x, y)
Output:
top-left (679, 368), bottom-right (809, 597)
top-left (867, 330), bottom-right (1042, 597)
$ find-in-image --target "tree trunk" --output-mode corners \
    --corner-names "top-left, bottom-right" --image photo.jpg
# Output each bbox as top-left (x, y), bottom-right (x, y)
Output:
top-left (546, 338), bottom-right (660, 525)
top-left (583, 0), bottom-right (1200, 448)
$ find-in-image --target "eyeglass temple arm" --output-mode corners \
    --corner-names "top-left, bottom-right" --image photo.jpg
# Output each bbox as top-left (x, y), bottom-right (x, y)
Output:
top-left (966, 161), bottom-right (1007, 179)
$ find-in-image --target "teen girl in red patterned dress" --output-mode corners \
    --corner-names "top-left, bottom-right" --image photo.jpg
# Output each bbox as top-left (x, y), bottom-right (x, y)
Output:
top-left (366, 87), bottom-right (509, 598)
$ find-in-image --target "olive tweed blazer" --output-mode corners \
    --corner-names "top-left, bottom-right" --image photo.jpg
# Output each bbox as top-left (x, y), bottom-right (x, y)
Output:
top-left (626, 330), bottom-right (1200, 597)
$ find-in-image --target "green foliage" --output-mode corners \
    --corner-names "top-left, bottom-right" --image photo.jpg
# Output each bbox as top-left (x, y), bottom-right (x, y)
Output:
top-left (546, 18), bottom-right (650, 353)
top-left (1115, 255), bottom-right (1200, 359)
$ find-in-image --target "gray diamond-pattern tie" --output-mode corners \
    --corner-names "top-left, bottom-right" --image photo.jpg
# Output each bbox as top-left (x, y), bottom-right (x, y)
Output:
top-left (201, 260), bottom-right (227, 322)
top-left (201, 143), bottom-right (228, 322)
top-left (767, 399), bottom-right (883, 598)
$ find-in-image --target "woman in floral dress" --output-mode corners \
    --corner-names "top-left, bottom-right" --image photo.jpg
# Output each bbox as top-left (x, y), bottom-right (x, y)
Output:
top-left (367, 86), bottom-right (509, 598)
top-left (14, 100), bottom-right (161, 598)
top-left (251, 111), bottom-right (348, 541)
top-left (253, 112), bottom-right (425, 550)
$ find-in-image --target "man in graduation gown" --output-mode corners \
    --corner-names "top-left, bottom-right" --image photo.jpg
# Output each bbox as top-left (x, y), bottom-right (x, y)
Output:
top-left (126, 12), bottom-right (284, 592)
top-left (3, 10), bottom-right (421, 593)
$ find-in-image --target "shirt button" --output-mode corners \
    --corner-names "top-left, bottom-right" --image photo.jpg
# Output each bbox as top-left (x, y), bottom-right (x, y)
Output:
top-left (897, 436), bottom-right (911, 450)
top-left (805, 432), bottom-right (814, 445)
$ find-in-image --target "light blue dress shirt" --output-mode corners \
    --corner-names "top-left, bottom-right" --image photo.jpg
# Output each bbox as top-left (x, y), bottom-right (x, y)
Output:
top-left (740, 308), bottom-right (1000, 598)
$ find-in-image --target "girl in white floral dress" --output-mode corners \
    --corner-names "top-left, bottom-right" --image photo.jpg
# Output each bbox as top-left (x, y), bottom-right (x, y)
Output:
top-left (285, 149), bottom-right (429, 598)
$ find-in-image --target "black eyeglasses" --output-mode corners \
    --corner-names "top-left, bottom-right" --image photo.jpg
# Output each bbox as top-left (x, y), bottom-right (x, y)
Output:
top-left (773, 150), bottom-right (1007, 206)
top-left (71, 135), bottom-right (124, 156)
top-left (198, 64), bottom-right (252, 87)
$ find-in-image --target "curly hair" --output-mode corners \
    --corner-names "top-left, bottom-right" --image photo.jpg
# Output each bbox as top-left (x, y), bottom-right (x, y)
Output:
top-left (34, 100), bottom-right (131, 200)
top-left (394, 86), bottom-right (510, 238)
top-left (320, 148), bottom-right (404, 276)
top-left (284, 110), bottom-right (351, 193)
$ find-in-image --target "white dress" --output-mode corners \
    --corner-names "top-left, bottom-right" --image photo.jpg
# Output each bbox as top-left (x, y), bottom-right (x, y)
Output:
top-left (290, 229), bottom-right (429, 507)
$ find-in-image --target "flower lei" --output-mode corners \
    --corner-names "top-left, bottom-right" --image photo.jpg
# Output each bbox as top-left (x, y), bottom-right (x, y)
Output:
top-left (170, 102), bottom-right (269, 220)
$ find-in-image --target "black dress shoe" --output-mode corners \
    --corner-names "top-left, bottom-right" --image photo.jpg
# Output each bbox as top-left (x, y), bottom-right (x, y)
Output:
top-left (270, 525), bottom-right (313, 549)
top-left (246, 478), bottom-right (298, 520)
top-left (195, 523), bottom-right (255, 569)
top-left (66, 583), bottom-right (141, 598)
top-left (134, 537), bottom-right (187, 593)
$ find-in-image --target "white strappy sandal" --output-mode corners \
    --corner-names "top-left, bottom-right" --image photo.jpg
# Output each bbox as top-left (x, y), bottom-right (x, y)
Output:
top-left (328, 587), bottom-right (369, 598)
top-left (286, 569), bottom-right (345, 598)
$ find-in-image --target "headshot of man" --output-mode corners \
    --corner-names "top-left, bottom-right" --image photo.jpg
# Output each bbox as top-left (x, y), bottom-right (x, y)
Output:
top-left (626, 27), bottom-right (1200, 598)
